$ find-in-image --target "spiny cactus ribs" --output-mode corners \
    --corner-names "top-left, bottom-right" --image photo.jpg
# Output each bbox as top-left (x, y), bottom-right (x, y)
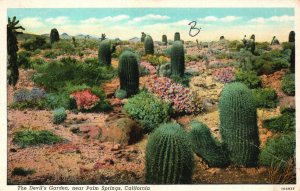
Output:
top-left (146, 123), bottom-right (194, 184)
top-left (171, 41), bottom-right (185, 77)
top-left (144, 35), bottom-right (154, 55)
top-left (219, 82), bottom-right (260, 167)
top-left (53, 107), bottom-right (67, 124)
top-left (118, 51), bottom-right (139, 96)
top-left (98, 39), bottom-right (112, 66)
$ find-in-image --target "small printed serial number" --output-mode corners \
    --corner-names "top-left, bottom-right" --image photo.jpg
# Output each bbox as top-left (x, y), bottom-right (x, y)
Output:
top-left (281, 187), bottom-right (295, 190)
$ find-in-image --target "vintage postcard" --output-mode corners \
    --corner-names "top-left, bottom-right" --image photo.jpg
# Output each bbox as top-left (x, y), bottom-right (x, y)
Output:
top-left (0, 0), bottom-right (299, 191)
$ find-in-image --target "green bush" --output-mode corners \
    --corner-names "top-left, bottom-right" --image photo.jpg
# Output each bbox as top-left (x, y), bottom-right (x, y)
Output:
top-left (282, 74), bottom-right (295, 96)
top-left (263, 110), bottom-right (295, 133)
top-left (53, 107), bottom-right (67, 124)
top-left (43, 50), bottom-right (58, 59)
top-left (33, 57), bottom-right (116, 92)
top-left (259, 133), bottom-right (295, 169)
top-left (21, 36), bottom-right (49, 51)
top-left (13, 129), bottom-right (64, 148)
top-left (124, 91), bottom-right (172, 132)
top-left (115, 89), bottom-right (127, 99)
top-left (12, 167), bottom-right (35, 176)
top-left (146, 123), bottom-right (194, 184)
top-left (17, 51), bottom-right (31, 69)
top-left (252, 88), bottom-right (278, 108)
top-left (188, 121), bottom-right (229, 167)
top-left (255, 42), bottom-right (271, 51)
top-left (235, 70), bottom-right (261, 89)
top-left (51, 40), bottom-right (75, 54)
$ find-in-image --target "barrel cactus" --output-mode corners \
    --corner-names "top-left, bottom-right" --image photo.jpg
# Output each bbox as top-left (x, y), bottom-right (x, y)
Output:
top-left (118, 51), bottom-right (139, 96)
top-left (53, 107), bottom-right (67, 124)
top-left (144, 35), bottom-right (154, 55)
top-left (162, 35), bottom-right (167, 45)
top-left (289, 31), bottom-right (295, 42)
top-left (188, 121), bottom-right (229, 167)
top-left (98, 39), bottom-right (113, 66)
top-left (174, 32), bottom-right (180, 41)
top-left (146, 123), bottom-right (194, 184)
top-left (7, 16), bottom-right (25, 86)
top-left (219, 82), bottom-right (260, 167)
top-left (170, 41), bottom-right (185, 77)
top-left (291, 45), bottom-right (295, 73)
top-left (50, 28), bottom-right (60, 44)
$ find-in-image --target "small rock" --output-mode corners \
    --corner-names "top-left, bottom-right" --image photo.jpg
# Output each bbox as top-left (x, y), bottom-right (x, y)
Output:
top-left (111, 144), bottom-right (121, 151)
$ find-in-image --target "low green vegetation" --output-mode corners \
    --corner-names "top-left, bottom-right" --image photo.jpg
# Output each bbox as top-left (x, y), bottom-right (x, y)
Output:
top-left (13, 129), bottom-right (64, 148)
top-left (252, 88), bottom-right (278, 108)
top-left (12, 167), bottom-right (35, 176)
top-left (282, 73), bottom-right (295, 96)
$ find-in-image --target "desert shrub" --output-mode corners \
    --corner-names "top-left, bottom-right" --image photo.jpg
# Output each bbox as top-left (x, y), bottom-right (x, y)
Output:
top-left (13, 129), bottom-right (64, 148)
top-left (84, 57), bottom-right (98, 65)
top-left (215, 52), bottom-right (234, 60)
top-left (281, 74), bottom-right (295, 96)
top-left (212, 67), bottom-right (235, 83)
top-left (188, 121), bottom-right (229, 167)
top-left (259, 133), bottom-right (295, 169)
top-left (263, 110), bottom-right (295, 133)
top-left (281, 42), bottom-right (294, 50)
top-left (115, 89), bottom-right (127, 99)
top-left (228, 40), bottom-right (244, 51)
top-left (17, 50), bottom-right (31, 69)
top-left (145, 123), bottom-right (194, 184)
top-left (12, 167), bottom-right (35, 176)
top-left (139, 61), bottom-right (156, 76)
top-left (10, 88), bottom-right (48, 110)
top-left (33, 57), bottom-right (116, 92)
top-left (256, 42), bottom-right (271, 51)
top-left (185, 54), bottom-right (202, 62)
top-left (51, 40), bottom-right (75, 54)
top-left (43, 50), bottom-right (58, 59)
top-left (143, 55), bottom-right (168, 66)
top-left (147, 77), bottom-right (198, 114)
top-left (235, 70), bottom-right (261, 89)
top-left (21, 36), bottom-right (49, 51)
top-left (32, 49), bottom-right (41, 55)
top-left (252, 88), bottom-right (278, 108)
top-left (252, 49), bottom-right (289, 75)
top-left (124, 91), bottom-right (172, 133)
top-left (53, 107), bottom-right (67, 124)
top-left (30, 58), bottom-right (47, 68)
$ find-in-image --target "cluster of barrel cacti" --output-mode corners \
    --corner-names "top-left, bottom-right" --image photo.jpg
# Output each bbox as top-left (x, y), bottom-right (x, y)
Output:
top-left (145, 123), bottom-right (194, 184)
top-left (189, 82), bottom-right (260, 167)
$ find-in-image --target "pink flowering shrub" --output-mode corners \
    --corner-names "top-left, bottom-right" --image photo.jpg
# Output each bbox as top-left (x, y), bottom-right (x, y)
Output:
top-left (70, 89), bottom-right (100, 110)
top-left (212, 67), bottom-right (235, 83)
top-left (147, 76), bottom-right (198, 114)
top-left (140, 61), bottom-right (156, 75)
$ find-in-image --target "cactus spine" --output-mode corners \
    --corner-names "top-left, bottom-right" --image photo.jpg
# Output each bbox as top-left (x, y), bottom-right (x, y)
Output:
top-left (219, 82), bottom-right (260, 167)
top-left (144, 35), bottom-right (154, 55)
top-left (146, 123), bottom-right (194, 184)
top-left (118, 51), bottom-right (139, 96)
top-left (50, 28), bottom-right (60, 44)
top-left (162, 35), bottom-right (167, 45)
top-left (98, 39), bottom-right (112, 66)
top-left (188, 121), bottom-right (229, 167)
top-left (7, 16), bottom-right (25, 86)
top-left (170, 41), bottom-right (185, 77)
top-left (174, 32), bottom-right (180, 41)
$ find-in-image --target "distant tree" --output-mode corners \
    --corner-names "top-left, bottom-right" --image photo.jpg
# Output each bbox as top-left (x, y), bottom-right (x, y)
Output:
top-left (7, 16), bottom-right (25, 86)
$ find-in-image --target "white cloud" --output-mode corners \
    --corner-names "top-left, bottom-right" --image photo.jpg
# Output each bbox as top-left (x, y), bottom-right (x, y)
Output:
top-left (199, 16), bottom-right (240, 22)
top-left (131, 14), bottom-right (170, 23)
top-left (20, 17), bottom-right (45, 28)
top-left (249, 15), bottom-right (294, 24)
top-left (80, 15), bottom-right (129, 25)
top-left (46, 17), bottom-right (70, 25)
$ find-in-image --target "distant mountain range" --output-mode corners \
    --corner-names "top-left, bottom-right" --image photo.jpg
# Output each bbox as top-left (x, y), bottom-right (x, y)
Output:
top-left (128, 37), bottom-right (140, 43)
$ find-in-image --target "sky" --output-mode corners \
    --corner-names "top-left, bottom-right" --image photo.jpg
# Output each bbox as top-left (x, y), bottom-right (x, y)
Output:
top-left (7, 8), bottom-right (295, 42)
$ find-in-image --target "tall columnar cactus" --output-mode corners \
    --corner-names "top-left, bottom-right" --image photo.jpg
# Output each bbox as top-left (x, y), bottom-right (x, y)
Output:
top-left (7, 16), bottom-right (25, 86)
top-left (174, 32), bottom-right (180, 41)
top-left (144, 35), bottom-right (154, 55)
top-left (219, 82), bottom-right (260, 167)
top-left (146, 123), bottom-right (194, 184)
top-left (170, 41), bottom-right (185, 77)
top-left (162, 35), bottom-right (167, 45)
top-left (98, 39), bottom-right (112, 66)
top-left (141, 32), bottom-right (146, 42)
top-left (219, 36), bottom-right (225, 40)
top-left (188, 121), bottom-right (229, 167)
top-left (50, 28), bottom-right (60, 44)
top-left (289, 31), bottom-right (295, 42)
top-left (118, 51), bottom-right (139, 96)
